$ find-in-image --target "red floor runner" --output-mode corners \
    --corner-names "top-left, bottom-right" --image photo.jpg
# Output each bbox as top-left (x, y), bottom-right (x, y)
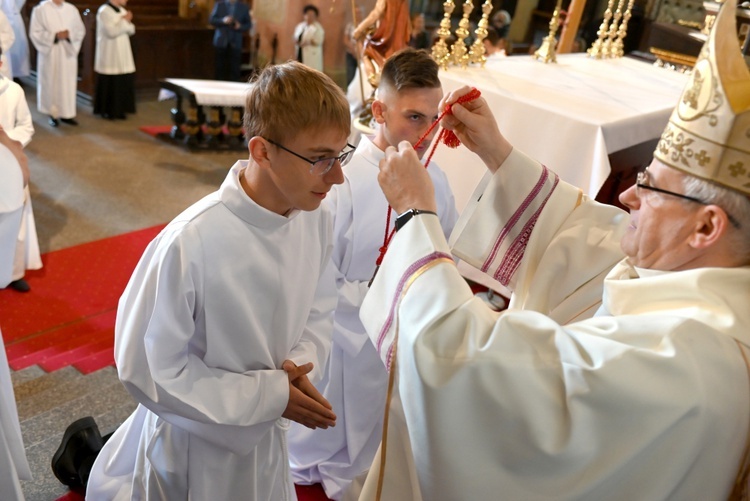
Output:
top-left (0, 224), bottom-right (165, 374)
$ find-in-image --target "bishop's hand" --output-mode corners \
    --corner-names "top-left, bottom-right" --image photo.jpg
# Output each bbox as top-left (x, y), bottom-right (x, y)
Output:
top-left (282, 360), bottom-right (336, 429)
top-left (440, 86), bottom-right (513, 173)
top-left (378, 141), bottom-right (436, 215)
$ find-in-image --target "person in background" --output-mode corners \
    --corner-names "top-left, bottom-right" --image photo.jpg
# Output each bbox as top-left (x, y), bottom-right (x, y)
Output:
top-left (0, 130), bottom-right (33, 499)
top-left (288, 48), bottom-right (459, 501)
top-left (1, 0), bottom-right (29, 78)
top-left (209, 0), bottom-right (252, 82)
top-left (0, 46), bottom-right (39, 293)
top-left (93, 0), bottom-right (136, 120)
top-left (354, 1), bottom-right (750, 498)
top-left (490, 8), bottom-right (511, 39)
top-left (29, 0), bottom-right (85, 128)
top-left (294, 4), bottom-right (324, 72)
top-left (482, 25), bottom-right (511, 58)
top-left (85, 61), bottom-right (350, 501)
top-left (408, 12), bottom-right (430, 50)
top-left (0, 8), bottom-right (14, 79)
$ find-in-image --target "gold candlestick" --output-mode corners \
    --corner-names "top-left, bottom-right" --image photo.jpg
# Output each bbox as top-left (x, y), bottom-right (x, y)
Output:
top-left (612, 0), bottom-right (635, 57)
top-left (534, 0), bottom-right (563, 63)
top-left (469, 0), bottom-right (493, 67)
top-left (588, 0), bottom-right (614, 58)
top-left (432, 0), bottom-right (455, 70)
top-left (603, 0), bottom-right (625, 57)
top-left (451, 0), bottom-right (474, 68)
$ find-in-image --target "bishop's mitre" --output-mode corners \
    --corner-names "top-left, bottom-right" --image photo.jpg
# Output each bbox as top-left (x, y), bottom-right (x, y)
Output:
top-left (654, 0), bottom-right (750, 196)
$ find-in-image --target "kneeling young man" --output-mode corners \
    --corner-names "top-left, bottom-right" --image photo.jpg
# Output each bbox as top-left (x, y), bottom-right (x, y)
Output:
top-left (288, 48), bottom-right (459, 500)
top-left (86, 61), bottom-right (353, 500)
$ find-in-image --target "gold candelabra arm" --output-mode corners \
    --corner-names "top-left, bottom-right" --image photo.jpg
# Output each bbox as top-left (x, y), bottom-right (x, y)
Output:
top-left (612, 0), bottom-right (635, 57)
top-left (469, 0), bottom-right (493, 66)
top-left (534, 0), bottom-right (563, 63)
top-left (432, 0), bottom-right (455, 70)
top-left (603, 0), bottom-right (625, 57)
top-left (450, 0), bottom-right (474, 69)
top-left (588, 0), bottom-right (614, 58)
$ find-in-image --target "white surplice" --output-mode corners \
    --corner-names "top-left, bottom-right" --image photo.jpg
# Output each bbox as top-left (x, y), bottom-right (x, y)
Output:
top-left (0, 328), bottom-right (32, 501)
top-left (86, 161), bottom-right (337, 501)
top-left (0, 145), bottom-right (30, 499)
top-left (288, 135), bottom-right (459, 500)
top-left (94, 2), bottom-right (134, 75)
top-left (1, 0), bottom-right (28, 77)
top-left (0, 9), bottom-right (14, 80)
top-left (293, 21), bottom-right (324, 72)
top-left (28, 0), bottom-right (84, 118)
top-left (0, 75), bottom-right (33, 147)
top-left (0, 76), bottom-right (40, 282)
top-left (0, 142), bottom-right (23, 287)
top-left (358, 149), bottom-right (750, 500)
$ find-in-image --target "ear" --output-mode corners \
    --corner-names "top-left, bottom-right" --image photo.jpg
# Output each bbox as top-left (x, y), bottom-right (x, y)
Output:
top-left (248, 136), bottom-right (271, 166)
top-left (688, 205), bottom-right (732, 250)
top-left (372, 99), bottom-right (386, 125)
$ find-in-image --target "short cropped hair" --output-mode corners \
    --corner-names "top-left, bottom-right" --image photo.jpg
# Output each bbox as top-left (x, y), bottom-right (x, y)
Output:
top-left (243, 61), bottom-right (350, 144)
top-left (379, 48), bottom-right (441, 92)
top-left (682, 174), bottom-right (750, 262)
top-left (303, 4), bottom-right (319, 17)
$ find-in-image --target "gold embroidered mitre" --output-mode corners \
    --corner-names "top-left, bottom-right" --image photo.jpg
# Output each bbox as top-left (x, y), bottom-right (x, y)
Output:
top-left (654, 0), bottom-right (750, 195)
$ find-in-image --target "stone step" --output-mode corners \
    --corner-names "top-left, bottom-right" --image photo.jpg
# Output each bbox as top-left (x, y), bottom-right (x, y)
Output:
top-left (10, 364), bottom-right (47, 387)
top-left (14, 366), bottom-right (121, 422)
top-left (15, 364), bottom-right (136, 501)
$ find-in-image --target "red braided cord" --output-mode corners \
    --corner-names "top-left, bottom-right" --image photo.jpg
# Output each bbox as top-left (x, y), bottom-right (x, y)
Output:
top-left (372, 88), bottom-right (482, 274)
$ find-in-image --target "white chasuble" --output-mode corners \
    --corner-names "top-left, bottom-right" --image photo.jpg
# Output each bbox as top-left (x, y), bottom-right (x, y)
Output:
top-left (29, 0), bottom-right (84, 118)
top-left (86, 161), bottom-right (337, 501)
top-left (358, 150), bottom-right (750, 500)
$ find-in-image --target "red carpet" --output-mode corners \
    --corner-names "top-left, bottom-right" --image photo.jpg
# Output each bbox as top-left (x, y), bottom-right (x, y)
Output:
top-left (138, 124), bottom-right (172, 137)
top-left (0, 225), bottom-right (165, 374)
top-left (55, 483), bottom-right (332, 500)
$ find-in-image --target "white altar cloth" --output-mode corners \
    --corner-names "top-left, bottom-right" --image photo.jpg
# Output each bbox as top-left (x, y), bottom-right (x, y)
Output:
top-left (433, 53), bottom-right (689, 212)
top-left (158, 78), bottom-right (254, 107)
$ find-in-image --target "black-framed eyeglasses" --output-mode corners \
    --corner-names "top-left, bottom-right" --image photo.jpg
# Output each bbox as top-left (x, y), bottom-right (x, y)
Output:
top-left (636, 170), bottom-right (741, 229)
top-left (265, 138), bottom-right (356, 176)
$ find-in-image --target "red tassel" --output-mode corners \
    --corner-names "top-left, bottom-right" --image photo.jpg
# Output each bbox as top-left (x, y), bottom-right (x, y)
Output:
top-left (370, 88), bottom-right (482, 287)
top-left (443, 131), bottom-right (461, 148)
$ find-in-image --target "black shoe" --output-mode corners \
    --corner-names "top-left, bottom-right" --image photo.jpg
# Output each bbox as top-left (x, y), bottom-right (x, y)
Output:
top-left (60, 118), bottom-right (79, 126)
top-left (8, 279), bottom-right (30, 292)
top-left (48, 117), bottom-right (59, 127)
top-left (51, 416), bottom-right (104, 489)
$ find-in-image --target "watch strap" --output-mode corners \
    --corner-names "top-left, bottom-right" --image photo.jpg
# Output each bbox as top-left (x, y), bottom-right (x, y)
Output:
top-left (394, 208), bottom-right (437, 231)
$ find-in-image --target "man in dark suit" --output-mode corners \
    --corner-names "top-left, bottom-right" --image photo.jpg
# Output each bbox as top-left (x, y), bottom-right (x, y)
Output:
top-left (209, 0), bottom-right (252, 82)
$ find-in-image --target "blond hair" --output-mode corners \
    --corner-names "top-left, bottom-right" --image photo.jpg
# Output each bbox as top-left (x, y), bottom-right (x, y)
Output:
top-left (243, 61), bottom-right (350, 143)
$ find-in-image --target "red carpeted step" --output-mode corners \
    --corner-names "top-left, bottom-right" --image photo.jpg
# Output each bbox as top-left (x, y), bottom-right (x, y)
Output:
top-left (6, 311), bottom-right (116, 367)
top-left (73, 346), bottom-right (116, 375)
top-left (0, 224), bottom-right (164, 373)
top-left (39, 331), bottom-right (115, 373)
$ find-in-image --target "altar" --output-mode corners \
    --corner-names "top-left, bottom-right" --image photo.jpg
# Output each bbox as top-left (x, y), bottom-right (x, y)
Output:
top-left (432, 53), bottom-right (689, 212)
top-left (157, 79), bottom-right (254, 151)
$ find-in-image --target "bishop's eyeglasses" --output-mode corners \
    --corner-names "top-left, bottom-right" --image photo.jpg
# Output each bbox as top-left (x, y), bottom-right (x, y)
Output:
top-left (636, 169), bottom-right (741, 228)
top-left (265, 138), bottom-right (356, 176)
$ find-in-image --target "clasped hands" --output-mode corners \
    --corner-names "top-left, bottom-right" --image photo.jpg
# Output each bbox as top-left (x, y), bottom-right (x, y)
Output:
top-left (282, 360), bottom-right (336, 430)
top-left (377, 86), bottom-right (513, 214)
